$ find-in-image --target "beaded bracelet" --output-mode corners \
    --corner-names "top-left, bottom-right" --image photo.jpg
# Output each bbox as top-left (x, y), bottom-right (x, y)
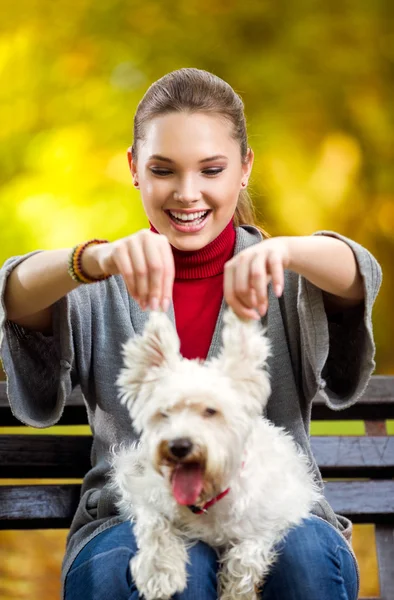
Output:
top-left (68, 239), bottom-right (111, 284)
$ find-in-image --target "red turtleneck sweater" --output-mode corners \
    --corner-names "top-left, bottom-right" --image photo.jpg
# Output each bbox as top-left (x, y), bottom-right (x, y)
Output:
top-left (150, 219), bottom-right (236, 360)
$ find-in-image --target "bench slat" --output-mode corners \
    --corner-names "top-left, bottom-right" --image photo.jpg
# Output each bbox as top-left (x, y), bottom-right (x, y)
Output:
top-left (1, 376), bottom-right (394, 425)
top-left (1, 435), bottom-right (393, 479)
top-left (311, 436), bottom-right (394, 478)
top-left (0, 434), bottom-right (93, 478)
top-left (1, 480), bottom-right (393, 529)
top-left (0, 484), bottom-right (81, 529)
top-left (324, 481), bottom-right (394, 524)
top-left (1, 401), bottom-right (393, 425)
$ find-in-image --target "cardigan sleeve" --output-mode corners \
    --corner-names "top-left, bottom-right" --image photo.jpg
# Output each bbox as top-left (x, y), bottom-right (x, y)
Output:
top-left (0, 252), bottom-right (80, 427)
top-left (297, 232), bottom-right (382, 410)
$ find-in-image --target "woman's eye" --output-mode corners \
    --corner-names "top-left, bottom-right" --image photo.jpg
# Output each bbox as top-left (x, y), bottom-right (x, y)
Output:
top-left (150, 167), bottom-right (224, 177)
top-left (202, 168), bottom-right (224, 176)
top-left (204, 407), bottom-right (217, 417)
top-left (150, 168), bottom-right (172, 177)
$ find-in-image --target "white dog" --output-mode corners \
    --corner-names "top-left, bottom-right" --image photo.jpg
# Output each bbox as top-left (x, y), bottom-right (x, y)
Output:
top-left (109, 308), bottom-right (322, 600)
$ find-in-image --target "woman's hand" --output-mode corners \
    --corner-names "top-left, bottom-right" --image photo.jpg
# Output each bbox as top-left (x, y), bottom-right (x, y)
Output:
top-left (83, 230), bottom-right (175, 312)
top-left (223, 237), bottom-right (291, 320)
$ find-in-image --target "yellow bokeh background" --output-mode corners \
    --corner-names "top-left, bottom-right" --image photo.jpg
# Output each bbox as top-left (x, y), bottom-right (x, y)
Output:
top-left (1, 0), bottom-right (393, 597)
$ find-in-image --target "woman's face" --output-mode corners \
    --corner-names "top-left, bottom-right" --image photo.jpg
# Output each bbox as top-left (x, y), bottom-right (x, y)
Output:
top-left (128, 112), bottom-right (253, 251)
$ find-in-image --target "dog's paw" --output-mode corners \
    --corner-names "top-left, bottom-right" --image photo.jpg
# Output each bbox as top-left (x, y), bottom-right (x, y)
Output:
top-left (220, 585), bottom-right (260, 600)
top-left (219, 567), bottom-right (264, 600)
top-left (131, 555), bottom-right (187, 600)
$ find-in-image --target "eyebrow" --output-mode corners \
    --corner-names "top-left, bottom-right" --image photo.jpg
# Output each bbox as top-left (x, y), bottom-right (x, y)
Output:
top-left (147, 154), bottom-right (228, 164)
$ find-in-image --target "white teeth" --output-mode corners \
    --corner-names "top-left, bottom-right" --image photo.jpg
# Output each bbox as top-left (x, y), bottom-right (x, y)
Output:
top-left (169, 210), bottom-right (208, 221)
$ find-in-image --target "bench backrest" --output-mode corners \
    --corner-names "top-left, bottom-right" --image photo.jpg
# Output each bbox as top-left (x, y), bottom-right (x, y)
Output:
top-left (0, 375), bottom-right (393, 600)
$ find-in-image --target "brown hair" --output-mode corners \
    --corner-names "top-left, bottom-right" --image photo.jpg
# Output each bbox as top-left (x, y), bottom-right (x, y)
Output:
top-left (131, 68), bottom-right (269, 238)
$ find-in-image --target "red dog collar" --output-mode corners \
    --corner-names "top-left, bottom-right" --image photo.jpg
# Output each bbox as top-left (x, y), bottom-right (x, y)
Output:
top-left (187, 487), bottom-right (230, 515)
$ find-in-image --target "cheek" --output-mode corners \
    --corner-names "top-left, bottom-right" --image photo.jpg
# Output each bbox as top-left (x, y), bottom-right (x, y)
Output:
top-left (145, 181), bottom-right (155, 195)
top-left (214, 181), bottom-right (241, 209)
top-left (140, 180), bottom-right (158, 202)
top-left (215, 421), bottom-right (241, 447)
top-left (222, 411), bottom-right (250, 442)
top-left (221, 164), bottom-right (243, 187)
top-left (144, 424), bottom-right (166, 458)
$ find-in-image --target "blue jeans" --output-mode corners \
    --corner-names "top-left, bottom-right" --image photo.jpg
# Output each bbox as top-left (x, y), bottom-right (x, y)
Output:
top-left (64, 515), bottom-right (359, 599)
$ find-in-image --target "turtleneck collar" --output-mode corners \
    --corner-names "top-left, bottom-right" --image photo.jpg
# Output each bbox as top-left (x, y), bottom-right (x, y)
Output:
top-left (149, 219), bottom-right (236, 279)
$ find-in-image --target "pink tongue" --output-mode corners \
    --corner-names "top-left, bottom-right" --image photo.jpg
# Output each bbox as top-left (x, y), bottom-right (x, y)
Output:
top-left (172, 463), bottom-right (204, 505)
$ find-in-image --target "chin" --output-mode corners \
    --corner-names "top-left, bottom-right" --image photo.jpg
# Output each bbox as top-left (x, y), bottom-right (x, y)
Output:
top-left (151, 211), bottom-right (223, 251)
top-left (168, 225), bottom-right (221, 249)
top-left (169, 235), bottom-right (213, 251)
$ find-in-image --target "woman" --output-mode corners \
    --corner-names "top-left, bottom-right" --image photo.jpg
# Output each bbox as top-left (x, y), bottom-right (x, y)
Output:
top-left (0, 68), bottom-right (382, 599)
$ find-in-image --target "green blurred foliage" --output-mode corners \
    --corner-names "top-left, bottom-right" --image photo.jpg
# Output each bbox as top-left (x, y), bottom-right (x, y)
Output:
top-left (0, 4), bottom-right (391, 596)
top-left (0, 0), bottom-right (393, 371)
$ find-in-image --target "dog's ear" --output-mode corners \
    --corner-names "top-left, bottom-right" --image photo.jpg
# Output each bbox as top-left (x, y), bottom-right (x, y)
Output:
top-left (117, 311), bottom-right (181, 414)
top-left (212, 308), bottom-right (271, 412)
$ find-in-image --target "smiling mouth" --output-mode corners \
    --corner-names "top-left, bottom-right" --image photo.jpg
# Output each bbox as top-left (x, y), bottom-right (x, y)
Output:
top-left (166, 209), bottom-right (212, 225)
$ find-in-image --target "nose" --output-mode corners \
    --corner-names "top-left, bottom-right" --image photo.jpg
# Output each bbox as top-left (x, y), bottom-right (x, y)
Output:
top-left (168, 438), bottom-right (193, 459)
top-left (174, 175), bottom-right (202, 204)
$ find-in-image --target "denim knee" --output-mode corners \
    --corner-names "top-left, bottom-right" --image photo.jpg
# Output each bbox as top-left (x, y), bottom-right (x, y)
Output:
top-left (174, 540), bottom-right (218, 600)
top-left (66, 517), bottom-right (358, 600)
top-left (69, 522), bottom-right (137, 573)
top-left (261, 516), bottom-right (359, 600)
top-left (65, 521), bottom-right (219, 600)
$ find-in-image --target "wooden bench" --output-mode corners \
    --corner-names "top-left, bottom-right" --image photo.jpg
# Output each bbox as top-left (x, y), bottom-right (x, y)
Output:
top-left (0, 376), bottom-right (393, 599)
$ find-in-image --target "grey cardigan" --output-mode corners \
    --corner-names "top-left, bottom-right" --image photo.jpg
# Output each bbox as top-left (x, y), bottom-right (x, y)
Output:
top-left (0, 225), bottom-right (382, 597)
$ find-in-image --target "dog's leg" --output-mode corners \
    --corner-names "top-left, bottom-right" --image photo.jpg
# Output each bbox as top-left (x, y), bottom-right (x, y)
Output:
top-left (218, 538), bottom-right (278, 600)
top-left (130, 515), bottom-right (188, 600)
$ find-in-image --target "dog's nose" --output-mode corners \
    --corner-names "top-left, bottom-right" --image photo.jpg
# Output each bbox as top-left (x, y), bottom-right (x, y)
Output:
top-left (168, 438), bottom-right (193, 459)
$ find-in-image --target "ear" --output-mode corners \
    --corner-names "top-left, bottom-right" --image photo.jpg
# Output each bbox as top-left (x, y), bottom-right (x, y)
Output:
top-left (117, 311), bottom-right (181, 415)
top-left (241, 147), bottom-right (254, 186)
top-left (211, 307), bottom-right (271, 413)
top-left (127, 147), bottom-right (133, 171)
top-left (127, 146), bottom-right (139, 179)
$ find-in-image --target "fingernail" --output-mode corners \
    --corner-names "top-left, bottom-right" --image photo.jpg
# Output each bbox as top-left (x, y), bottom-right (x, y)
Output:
top-left (150, 297), bottom-right (159, 311)
top-left (275, 284), bottom-right (282, 297)
top-left (140, 300), bottom-right (147, 310)
top-left (259, 304), bottom-right (267, 315)
top-left (162, 297), bottom-right (170, 312)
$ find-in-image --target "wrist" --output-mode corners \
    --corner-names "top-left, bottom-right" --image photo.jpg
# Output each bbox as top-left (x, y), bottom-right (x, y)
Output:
top-left (276, 236), bottom-right (298, 271)
top-left (81, 245), bottom-right (107, 279)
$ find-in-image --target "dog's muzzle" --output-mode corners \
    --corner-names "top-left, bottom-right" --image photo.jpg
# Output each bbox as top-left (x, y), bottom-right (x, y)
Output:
top-left (168, 438), bottom-right (193, 459)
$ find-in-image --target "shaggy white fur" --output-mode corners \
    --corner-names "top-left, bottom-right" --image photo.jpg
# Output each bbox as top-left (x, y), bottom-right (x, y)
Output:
top-left (109, 308), bottom-right (322, 600)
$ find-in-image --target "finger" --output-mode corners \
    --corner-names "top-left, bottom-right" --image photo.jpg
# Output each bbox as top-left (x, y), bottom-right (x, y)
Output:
top-left (160, 235), bottom-right (175, 311)
top-left (143, 236), bottom-right (166, 311)
top-left (267, 253), bottom-right (284, 297)
top-left (128, 239), bottom-right (149, 309)
top-left (111, 243), bottom-right (137, 299)
top-left (224, 261), bottom-right (260, 320)
top-left (95, 243), bottom-right (118, 276)
top-left (249, 253), bottom-right (268, 314)
top-left (232, 254), bottom-right (257, 309)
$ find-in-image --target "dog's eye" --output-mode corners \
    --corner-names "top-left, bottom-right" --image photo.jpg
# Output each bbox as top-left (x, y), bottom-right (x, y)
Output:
top-left (204, 407), bottom-right (217, 417)
top-left (159, 411), bottom-right (169, 418)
